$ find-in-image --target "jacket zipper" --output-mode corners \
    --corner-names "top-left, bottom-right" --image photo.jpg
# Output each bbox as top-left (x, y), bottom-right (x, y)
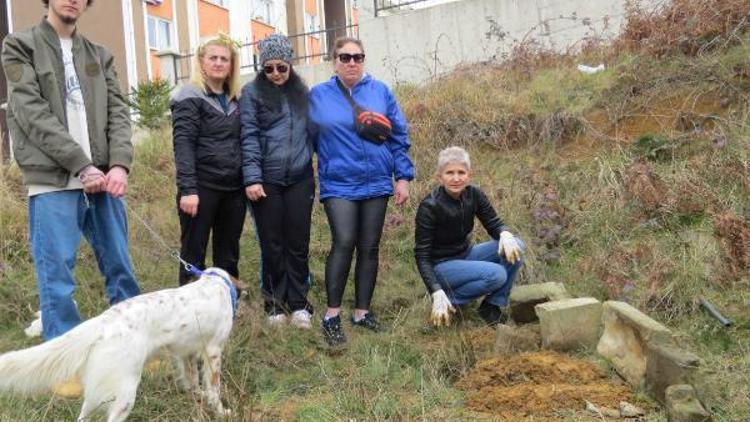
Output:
top-left (460, 196), bottom-right (465, 236)
top-left (284, 96), bottom-right (293, 185)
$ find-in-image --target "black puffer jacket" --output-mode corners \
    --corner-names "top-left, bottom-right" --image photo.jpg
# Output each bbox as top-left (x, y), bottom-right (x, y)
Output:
top-left (414, 185), bottom-right (510, 294)
top-left (171, 84), bottom-right (242, 195)
top-left (239, 75), bottom-right (313, 187)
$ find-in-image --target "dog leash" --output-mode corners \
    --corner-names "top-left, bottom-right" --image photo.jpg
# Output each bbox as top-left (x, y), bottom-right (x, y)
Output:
top-left (125, 203), bottom-right (238, 314)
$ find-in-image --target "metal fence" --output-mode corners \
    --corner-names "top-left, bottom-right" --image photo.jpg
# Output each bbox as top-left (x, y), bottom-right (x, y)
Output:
top-left (173, 24), bottom-right (359, 85)
top-left (373, 0), bottom-right (429, 17)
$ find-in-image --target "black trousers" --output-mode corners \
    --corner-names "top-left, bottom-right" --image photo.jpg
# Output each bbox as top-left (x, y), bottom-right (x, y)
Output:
top-left (323, 196), bottom-right (388, 309)
top-left (178, 186), bottom-right (246, 285)
top-left (250, 177), bottom-right (315, 315)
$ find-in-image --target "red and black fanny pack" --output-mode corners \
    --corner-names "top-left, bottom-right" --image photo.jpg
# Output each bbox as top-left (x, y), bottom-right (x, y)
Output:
top-left (336, 78), bottom-right (392, 145)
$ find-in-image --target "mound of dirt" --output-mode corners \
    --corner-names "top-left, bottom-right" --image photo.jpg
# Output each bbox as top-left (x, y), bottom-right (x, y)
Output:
top-left (456, 351), bottom-right (633, 420)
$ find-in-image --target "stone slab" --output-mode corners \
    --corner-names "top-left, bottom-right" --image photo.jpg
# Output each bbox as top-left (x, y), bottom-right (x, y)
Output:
top-left (536, 297), bottom-right (602, 351)
top-left (646, 343), bottom-right (702, 403)
top-left (508, 282), bottom-right (572, 323)
top-left (596, 301), bottom-right (673, 386)
top-left (665, 384), bottom-right (712, 422)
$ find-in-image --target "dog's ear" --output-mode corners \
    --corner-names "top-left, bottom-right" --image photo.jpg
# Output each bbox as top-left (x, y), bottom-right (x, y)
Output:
top-left (230, 276), bottom-right (247, 299)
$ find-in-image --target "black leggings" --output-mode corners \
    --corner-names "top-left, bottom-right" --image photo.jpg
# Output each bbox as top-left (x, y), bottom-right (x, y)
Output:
top-left (323, 196), bottom-right (388, 309)
top-left (251, 177), bottom-right (315, 315)
top-left (177, 186), bottom-right (246, 285)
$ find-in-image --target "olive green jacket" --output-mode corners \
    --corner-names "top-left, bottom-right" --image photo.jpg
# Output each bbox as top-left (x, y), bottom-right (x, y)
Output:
top-left (1, 18), bottom-right (132, 187)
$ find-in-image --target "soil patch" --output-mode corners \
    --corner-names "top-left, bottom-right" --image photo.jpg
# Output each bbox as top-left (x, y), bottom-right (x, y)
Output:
top-left (456, 351), bottom-right (633, 420)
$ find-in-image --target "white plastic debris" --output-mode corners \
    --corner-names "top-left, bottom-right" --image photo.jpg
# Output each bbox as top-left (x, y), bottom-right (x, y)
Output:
top-left (577, 63), bottom-right (605, 74)
top-left (24, 311), bottom-right (43, 338)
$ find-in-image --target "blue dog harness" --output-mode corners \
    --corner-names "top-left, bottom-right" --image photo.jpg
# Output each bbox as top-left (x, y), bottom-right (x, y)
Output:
top-left (186, 265), bottom-right (238, 314)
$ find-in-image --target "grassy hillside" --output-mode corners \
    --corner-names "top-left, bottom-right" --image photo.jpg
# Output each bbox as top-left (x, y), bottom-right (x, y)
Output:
top-left (1, 1), bottom-right (749, 420)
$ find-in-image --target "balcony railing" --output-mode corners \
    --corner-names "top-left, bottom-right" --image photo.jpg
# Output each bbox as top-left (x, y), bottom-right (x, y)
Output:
top-left (172, 24), bottom-right (359, 84)
top-left (373, 0), bottom-right (429, 17)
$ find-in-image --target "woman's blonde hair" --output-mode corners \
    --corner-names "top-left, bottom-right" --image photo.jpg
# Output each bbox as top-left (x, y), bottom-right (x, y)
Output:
top-left (190, 34), bottom-right (241, 101)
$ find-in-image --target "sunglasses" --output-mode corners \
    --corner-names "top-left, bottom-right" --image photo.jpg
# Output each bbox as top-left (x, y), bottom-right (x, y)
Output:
top-left (337, 53), bottom-right (365, 64)
top-left (263, 64), bottom-right (289, 74)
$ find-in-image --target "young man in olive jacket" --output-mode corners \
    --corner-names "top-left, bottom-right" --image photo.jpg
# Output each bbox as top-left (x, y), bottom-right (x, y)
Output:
top-left (1, 0), bottom-right (140, 341)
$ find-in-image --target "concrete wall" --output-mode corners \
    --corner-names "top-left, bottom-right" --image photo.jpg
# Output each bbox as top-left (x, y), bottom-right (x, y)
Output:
top-left (359, 0), bottom-right (662, 86)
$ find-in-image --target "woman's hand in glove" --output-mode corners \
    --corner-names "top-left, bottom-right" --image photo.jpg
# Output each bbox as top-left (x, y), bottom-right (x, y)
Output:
top-left (498, 231), bottom-right (522, 264)
top-left (431, 289), bottom-right (456, 326)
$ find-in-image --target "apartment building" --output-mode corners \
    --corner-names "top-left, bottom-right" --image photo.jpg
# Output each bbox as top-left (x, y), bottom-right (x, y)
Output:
top-left (2, 1), bottom-right (359, 92)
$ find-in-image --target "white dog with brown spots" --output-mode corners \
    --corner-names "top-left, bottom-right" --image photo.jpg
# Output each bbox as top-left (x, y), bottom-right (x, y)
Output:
top-left (0, 268), bottom-right (238, 422)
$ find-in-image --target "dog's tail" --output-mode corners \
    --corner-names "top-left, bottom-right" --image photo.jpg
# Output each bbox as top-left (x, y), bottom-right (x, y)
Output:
top-left (0, 317), bottom-right (102, 394)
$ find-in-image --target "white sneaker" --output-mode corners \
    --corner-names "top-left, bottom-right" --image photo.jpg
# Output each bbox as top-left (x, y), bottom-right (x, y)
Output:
top-left (290, 310), bottom-right (312, 329)
top-left (267, 314), bottom-right (287, 326)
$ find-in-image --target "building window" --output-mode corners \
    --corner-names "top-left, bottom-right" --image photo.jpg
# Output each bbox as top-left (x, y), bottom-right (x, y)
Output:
top-left (253, 0), bottom-right (273, 24)
top-left (304, 12), bottom-right (320, 36)
top-left (147, 16), bottom-right (173, 50)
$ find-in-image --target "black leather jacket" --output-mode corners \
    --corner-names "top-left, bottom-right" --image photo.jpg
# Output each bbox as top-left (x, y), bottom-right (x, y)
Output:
top-left (171, 84), bottom-right (242, 195)
top-left (414, 185), bottom-right (510, 294)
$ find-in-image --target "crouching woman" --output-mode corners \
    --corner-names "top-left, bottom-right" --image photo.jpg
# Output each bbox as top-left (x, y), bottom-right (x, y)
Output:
top-left (414, 146), bottom-right (525, 326)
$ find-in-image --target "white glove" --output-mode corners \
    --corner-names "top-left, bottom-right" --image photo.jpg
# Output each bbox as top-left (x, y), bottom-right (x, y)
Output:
top-left (430, 289), bottom-right (456, 327)
top-left (499, 231), bottom-right (522, 264)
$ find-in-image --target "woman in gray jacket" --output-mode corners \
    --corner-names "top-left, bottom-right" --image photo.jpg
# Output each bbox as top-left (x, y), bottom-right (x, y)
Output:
top-left (240, 34), bottom-right (315, 328)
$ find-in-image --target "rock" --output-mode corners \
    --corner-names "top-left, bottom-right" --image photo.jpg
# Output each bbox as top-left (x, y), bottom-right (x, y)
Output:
top-left (536, 297), bottom-right (602, 351)
top-left (494, 324), bottom-right (541, 355)
top-left (646, 342), bottom-right (702, 403)
top-left (619, 401), bottom-right (645, 417)
top-left (665, 384), bottom-right (712, 422)
top-left (508, 282), bottom-right (572, 323)
top-left (596, 301), bottom-right (672, 386)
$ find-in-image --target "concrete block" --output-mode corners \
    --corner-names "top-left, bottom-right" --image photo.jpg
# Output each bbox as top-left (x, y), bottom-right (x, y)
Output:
top-left (494, 324), bottom-right (541, 355)
top-left (596, 301), bottom-right (673, 386)
top-left (665, 384), bottom-right (712, 422)
top-left (535, 297), bottom-right (602, 351)
top-left (646, 343), bottom-right (702, 403)
top-left (508, 282), bottom-right (572, 323)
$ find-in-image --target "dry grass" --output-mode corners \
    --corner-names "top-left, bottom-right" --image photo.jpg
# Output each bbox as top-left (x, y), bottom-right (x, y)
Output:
top-left (0, 1), bottom-right (749, 420)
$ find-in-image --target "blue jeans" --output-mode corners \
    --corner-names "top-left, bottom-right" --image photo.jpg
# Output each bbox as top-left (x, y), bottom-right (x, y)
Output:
top-left (433, 239), bottom-right (525, 307)
top-left (29, 190), bottom-right (141, 340)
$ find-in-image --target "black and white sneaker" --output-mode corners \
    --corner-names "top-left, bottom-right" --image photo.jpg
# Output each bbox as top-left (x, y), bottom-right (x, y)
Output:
top-left (321, 315), bottom-right (347, 346)
top-left (351, 312), bottom-right (382, 332)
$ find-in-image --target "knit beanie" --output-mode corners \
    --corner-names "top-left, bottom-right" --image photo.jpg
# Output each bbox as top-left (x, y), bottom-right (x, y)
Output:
top-left (259, 34), bottom-right (293, 65)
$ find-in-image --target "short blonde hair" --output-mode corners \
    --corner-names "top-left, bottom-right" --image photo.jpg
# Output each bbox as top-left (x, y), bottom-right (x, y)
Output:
top-left (437, 146), bottom-right (471, 172)
top-left (190, 35), bottom-right (241, 101)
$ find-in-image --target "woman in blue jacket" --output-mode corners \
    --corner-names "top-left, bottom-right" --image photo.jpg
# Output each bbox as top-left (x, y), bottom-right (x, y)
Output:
top-left (240, 34), bottom-right (315, 328)
top-left (309, 37), bottom-right (415, 346)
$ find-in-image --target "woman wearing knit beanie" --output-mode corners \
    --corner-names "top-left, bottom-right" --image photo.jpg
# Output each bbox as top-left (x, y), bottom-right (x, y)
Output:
top-left (240, 34), bottom-right (316, 328)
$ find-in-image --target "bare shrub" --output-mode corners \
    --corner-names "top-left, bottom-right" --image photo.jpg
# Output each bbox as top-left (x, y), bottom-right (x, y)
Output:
top-left (623, 161), bottom-right (668, 215)
top-left (616, 0), bottom-right (750, 56)
top-left (531, 186), bottom-right (567, 263)
top-left (712, 210), bottom-right (750, 279)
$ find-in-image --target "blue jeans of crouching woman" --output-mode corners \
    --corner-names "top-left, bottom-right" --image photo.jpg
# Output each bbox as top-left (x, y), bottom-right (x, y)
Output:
top-left (433, 238), bottom-right (525, 307)
top-left (29, 190), bottom-right (141, 340)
